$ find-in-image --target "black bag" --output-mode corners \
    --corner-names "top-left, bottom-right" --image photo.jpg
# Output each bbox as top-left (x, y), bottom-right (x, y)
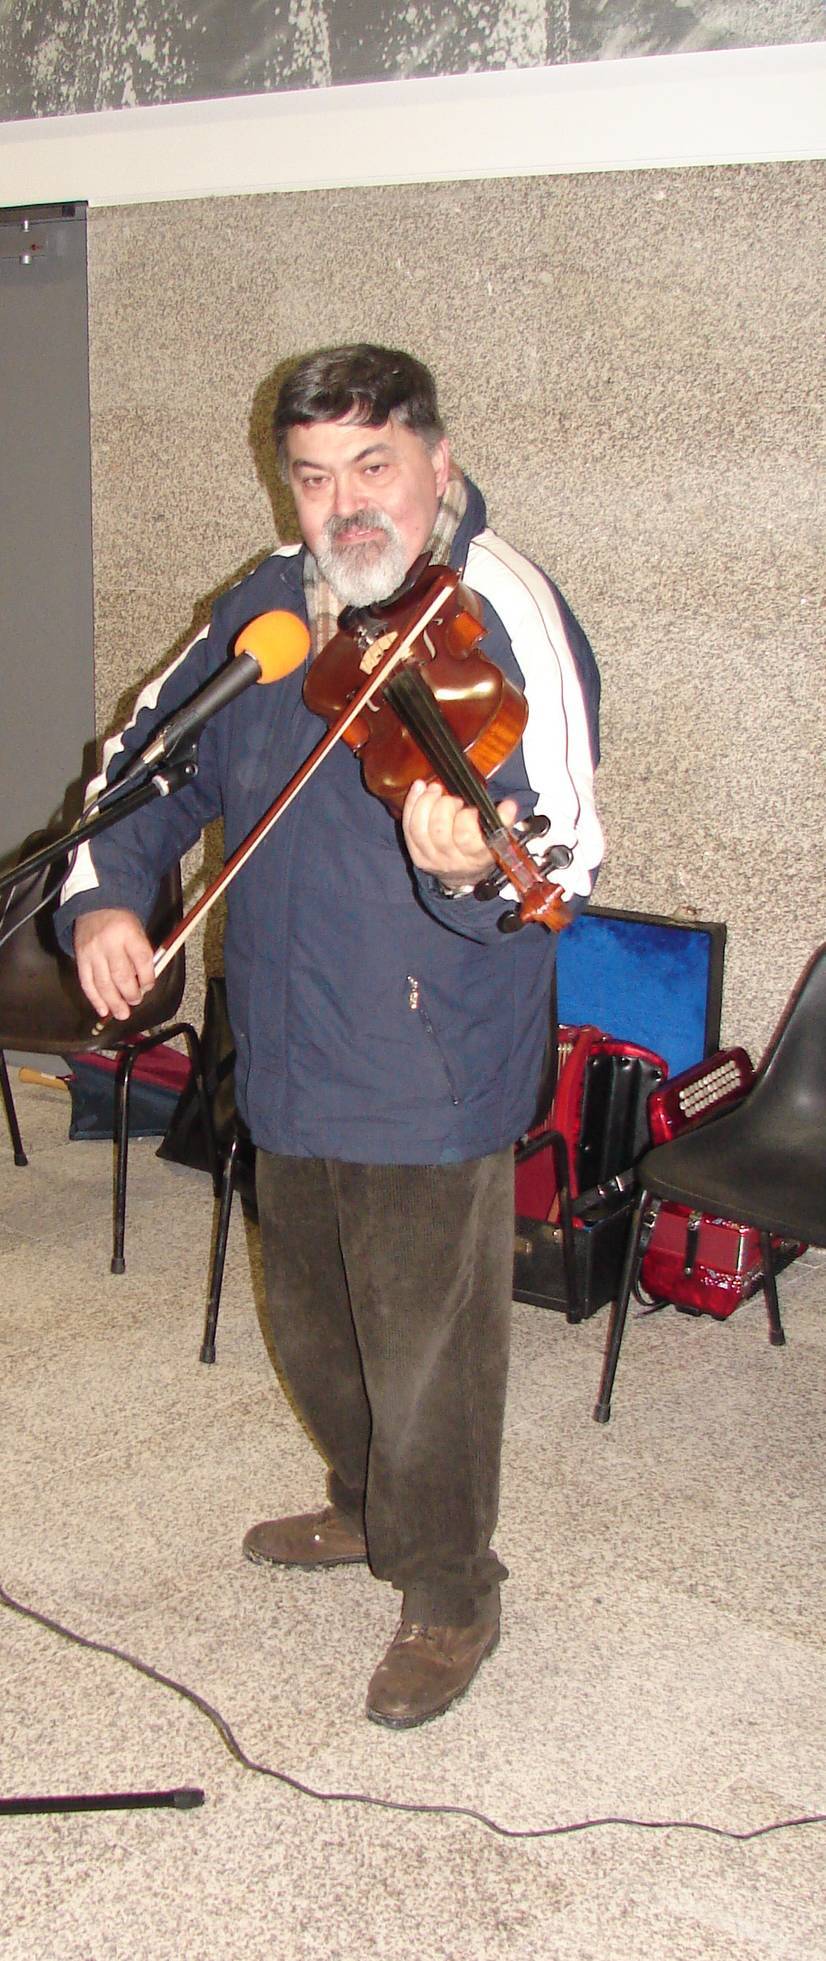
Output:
top-left (67, 1045), bottom-right (192, 1140)
top-left (157, 976), bottom-right (256, 1203)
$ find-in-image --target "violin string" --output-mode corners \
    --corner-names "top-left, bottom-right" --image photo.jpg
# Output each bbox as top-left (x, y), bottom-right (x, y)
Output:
top-left (385, 667), bottom-right (503, 835)
top-left (386, 670), bottom-right (563, 912)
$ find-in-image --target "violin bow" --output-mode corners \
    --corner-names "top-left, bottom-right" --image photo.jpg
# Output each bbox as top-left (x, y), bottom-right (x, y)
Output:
top-left (151, 576), bottom-right (456, 979)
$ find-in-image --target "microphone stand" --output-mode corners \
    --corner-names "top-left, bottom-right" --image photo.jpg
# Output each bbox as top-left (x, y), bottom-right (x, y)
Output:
top-left (1, 743), bottom-right (207, 1818)
top-left (0, 748), bottom-right (199, 900)
top-left (0, 1788), bottom-right (204, 1817)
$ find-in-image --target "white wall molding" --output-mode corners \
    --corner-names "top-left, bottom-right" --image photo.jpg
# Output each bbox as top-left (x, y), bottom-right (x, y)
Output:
top-left (0, 44), bottom-right (824, 210)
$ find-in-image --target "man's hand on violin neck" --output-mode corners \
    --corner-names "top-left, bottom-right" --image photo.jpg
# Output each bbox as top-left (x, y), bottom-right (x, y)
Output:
top-left (402, 779), bottom-right (518, 886)
top-left (73, 908), bottom-right (156, 1021)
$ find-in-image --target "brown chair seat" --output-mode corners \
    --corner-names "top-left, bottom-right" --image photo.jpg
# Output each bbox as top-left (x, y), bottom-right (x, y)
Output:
top-left (0, 832), bottom-right (216, 1271)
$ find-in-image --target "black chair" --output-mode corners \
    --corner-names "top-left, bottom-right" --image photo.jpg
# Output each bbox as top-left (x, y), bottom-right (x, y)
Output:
top-left (0, 837), bottom-right (218, 1272)
top-left (593, 942), bottom-right (826, 1425)
top-left (200, 1123), bottom-right (256, 1362)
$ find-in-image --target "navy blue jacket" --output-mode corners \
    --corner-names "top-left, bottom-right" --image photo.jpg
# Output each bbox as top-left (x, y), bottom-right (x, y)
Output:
top-left (57, 482), bottom-right (603, 1163)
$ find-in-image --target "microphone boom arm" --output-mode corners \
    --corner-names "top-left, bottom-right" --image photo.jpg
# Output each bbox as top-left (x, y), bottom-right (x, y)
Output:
top-left (0, 749), bottom-right (199, 901)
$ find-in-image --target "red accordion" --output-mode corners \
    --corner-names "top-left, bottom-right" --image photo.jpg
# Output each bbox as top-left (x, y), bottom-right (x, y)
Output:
top-left (636, 1049), bottom-right (806, 1317)
top-left (513, 1025), bottom-right (667, 1319)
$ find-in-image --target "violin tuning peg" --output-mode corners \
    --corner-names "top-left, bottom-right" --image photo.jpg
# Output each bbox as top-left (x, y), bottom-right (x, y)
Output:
top-left (517, 814), bottom-right (550, 842)
top-left (541, 843), bottom-right (573, 872)
top-left (473, 868), bottom-right (507, 903)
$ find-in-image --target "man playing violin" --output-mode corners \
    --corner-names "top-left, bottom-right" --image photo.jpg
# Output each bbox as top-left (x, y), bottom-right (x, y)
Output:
top-left (57, 344), bottom-right (603, 1728)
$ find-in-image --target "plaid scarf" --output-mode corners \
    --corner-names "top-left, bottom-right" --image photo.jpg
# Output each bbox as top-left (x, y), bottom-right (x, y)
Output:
top-left (303, 467), bottom-right (468, 658)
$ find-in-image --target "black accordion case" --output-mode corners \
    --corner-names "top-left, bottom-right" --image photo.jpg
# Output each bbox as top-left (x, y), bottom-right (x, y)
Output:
top-left (513, 903), bottom-right (727, 1319)
top-left (513, 1024), bottom-right (666, 1320)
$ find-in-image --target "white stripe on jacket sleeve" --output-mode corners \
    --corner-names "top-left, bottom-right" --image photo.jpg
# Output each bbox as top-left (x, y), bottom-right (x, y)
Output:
top-left (463, 530), bottom-right (604, 900)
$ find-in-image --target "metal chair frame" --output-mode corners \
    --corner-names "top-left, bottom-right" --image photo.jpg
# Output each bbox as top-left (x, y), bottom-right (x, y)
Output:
top-left (593, 942), bottom-right (826, 1424)
top-left (0, 842), bottom-right (218, 1272)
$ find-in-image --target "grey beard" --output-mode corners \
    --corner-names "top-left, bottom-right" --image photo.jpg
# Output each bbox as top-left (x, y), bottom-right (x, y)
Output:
top-left (316, 511), bottom-right (409, 607)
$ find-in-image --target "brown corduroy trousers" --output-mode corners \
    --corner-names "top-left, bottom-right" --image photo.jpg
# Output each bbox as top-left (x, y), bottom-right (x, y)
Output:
top-left (255, 1148), bottom-right (514, 1627)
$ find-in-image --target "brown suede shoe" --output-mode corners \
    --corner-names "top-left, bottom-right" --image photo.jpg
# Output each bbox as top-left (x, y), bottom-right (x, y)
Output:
top-left (242, 1505), bottom-right (367, 1570)
top-left (365, 1613), bottom-right (500, 1728)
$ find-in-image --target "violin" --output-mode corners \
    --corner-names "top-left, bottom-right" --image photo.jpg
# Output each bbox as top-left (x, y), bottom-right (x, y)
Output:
top-left (304, 556), bottom-right (572, 933)
top-left (151, 558), bottom-right (571, 983)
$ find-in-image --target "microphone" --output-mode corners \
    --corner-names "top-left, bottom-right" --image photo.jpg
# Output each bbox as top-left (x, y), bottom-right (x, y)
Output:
top-left (104, 610), bottom-right (311, 797)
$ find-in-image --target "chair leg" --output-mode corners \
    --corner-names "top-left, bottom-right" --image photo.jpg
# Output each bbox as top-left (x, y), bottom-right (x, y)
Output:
top-left (593, 1191), bottom-right (659, 1425)
top-left (111, 1049), bottom-right (133, 1273)
top-left (548, 1131), bottom-right (580, 1323)
top-left (759, 1231), bottom-right (786, 1347)
top-left (110, 1021), bottom-right (219, 1275)
top-left (0, 1051), bottom-right (28, 1166)
top-left (200, 1137), bottom-right (240, 1364)
top-left (176, 1025), bottom-right (221, 1194)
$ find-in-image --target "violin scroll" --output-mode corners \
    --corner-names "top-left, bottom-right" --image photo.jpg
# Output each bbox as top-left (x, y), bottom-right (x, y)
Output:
top-left (473, 819), bottom-right (574, 933)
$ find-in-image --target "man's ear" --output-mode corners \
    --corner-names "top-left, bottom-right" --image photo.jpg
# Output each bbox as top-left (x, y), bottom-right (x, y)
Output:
top-left (432, 438), bottom-right (452, 498)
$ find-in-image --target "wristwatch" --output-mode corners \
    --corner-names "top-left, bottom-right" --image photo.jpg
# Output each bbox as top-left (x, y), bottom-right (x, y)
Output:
top-left (433, 876), bottom-right (475, 899)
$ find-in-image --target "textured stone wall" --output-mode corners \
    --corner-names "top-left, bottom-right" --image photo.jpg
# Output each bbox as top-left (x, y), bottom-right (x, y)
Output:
top-left (1, 1), bottom-right (823, 120)
top-left (86, 159), bottom-right (824, 1056)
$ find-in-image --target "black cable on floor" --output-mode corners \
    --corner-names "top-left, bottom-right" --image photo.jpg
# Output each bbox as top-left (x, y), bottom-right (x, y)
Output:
top-left (1, 1580), bottom-right (823, 1843)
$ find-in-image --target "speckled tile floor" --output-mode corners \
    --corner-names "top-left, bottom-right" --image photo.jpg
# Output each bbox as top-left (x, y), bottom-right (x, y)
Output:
top-left (1, 1075), bottom-right (824, 1960)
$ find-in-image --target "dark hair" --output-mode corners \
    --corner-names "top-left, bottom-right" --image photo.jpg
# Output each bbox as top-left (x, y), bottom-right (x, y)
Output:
top-left (273, 343), bottom-right (444, 468)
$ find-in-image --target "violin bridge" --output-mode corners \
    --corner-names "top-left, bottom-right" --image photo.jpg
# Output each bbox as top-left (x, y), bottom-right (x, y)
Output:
top-left (359, 631), bottom-right (396, 675)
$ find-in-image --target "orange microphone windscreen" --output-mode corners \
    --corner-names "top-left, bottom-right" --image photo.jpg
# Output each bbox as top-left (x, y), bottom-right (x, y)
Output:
top-left (235, 609), bottom-right (310, 681)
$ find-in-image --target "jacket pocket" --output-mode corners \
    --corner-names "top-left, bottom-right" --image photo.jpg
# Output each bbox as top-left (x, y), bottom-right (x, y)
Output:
top-left (406, 976), bottom-right (462, 1107)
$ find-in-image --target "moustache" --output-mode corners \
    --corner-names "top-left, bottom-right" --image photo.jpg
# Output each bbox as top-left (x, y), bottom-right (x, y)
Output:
top-left (324, 510), bottom-right (396, 545)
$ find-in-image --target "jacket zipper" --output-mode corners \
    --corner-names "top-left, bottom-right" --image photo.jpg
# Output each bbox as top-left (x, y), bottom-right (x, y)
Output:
top-left (407, 976), bottom-right (461, 1105)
